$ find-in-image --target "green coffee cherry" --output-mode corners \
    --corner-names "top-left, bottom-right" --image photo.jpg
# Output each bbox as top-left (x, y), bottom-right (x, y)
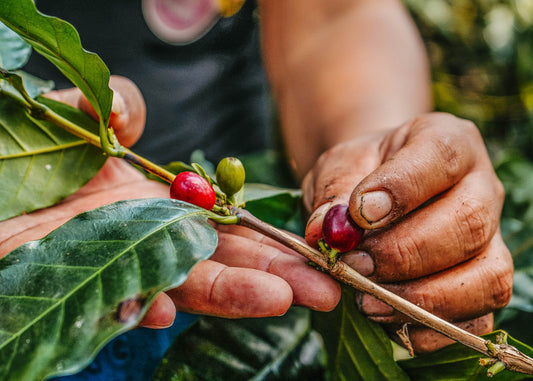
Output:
top-left (216, 157), bottom-right (245, 198)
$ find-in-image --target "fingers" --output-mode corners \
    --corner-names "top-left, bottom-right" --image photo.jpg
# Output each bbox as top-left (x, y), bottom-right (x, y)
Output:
top-left (352, 170), bottom-right (503, 282)
top-left (212, 231), bottom-right (340, 311)
top-left (140, 225), bottom-right (342, 322)
top-left (357, 234), bottom-right (513, 324)
top-left (302, 133), bottom-right (383, 213)
top-left (166, 260), bottom-right (295, 318)
top-left (44, 75), bottom-right (146, 147)
top-left (349, 113), bottom-right (489, 229)
top-left (215, 223), bottom-right (303, 258)
top-left (302, 133), bottom-right (384, 247)
top-left (139, 292), bottom-right (176, 329)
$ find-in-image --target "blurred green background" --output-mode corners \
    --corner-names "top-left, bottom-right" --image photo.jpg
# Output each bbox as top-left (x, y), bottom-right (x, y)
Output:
top-left (405, 0), bottom-right (533, 345)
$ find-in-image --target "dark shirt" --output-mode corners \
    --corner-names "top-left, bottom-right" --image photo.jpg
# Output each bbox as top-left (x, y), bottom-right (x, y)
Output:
top-left (25, 0), bottom-right (272, 165)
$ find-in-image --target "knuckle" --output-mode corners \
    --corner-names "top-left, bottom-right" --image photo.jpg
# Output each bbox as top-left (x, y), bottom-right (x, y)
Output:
top-left (369, 234), bottom-right (426, 281)
top-left (407, 286), bottom-right (441, 317)
top-left (419, 114), bottom-right (482, 181)
top-left (461, 119), bottom-right (484, 144)
top-left (488, 248), bottom-right (514, 309)
top-left (453, 198), bottom-right (491, 257)
top-left (493, 273), bottom-right (513, 309)
top-left (493, 176), bottom-right (506, 205)
top-left (432, 132), bottom-right (465, 181)
top-left (456, 119), bottom-right (487, 158)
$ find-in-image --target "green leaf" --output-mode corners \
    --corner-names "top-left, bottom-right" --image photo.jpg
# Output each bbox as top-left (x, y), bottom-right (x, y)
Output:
top-left (313, 287), bottom-right (410, 381)
top-left (0, 21), bottom-right (31, 70)
top-left (0, 0), bottom-right (113, 131)
top-left (0, 95), bottom-right (106, 221)
top-left (399, 331), bottom-right (533, 380)
top-left (16, 71), bottom-right (55, 99)
top-left (243, 184), bottom-right (304, 235)
top-left (153, 307), bottom-right (327, 381)
top-left (0, 198), bottom-right (218, 380)
top-left (190, 149), bottom-right (216, 178)
top-left (243, 183), bottom-right (302, 203)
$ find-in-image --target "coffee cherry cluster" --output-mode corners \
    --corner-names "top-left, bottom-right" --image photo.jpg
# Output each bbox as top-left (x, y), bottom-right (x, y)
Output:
top-left (169, 157), bottom-right (245, 211)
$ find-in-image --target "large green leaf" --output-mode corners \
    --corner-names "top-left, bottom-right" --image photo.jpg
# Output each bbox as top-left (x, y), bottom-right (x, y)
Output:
top-left (0, 198), bottom-right (218, 380)
top-left (153, 307), bottom-right (327, 381)
top-left (0, 95), bottom-right (106, 221)
top-left (0, 0), bottom-right (113, 130)
top-left (399, 331), bottom-right (533, 380)
top-left (313, 287), bottom-right (410, 381)
top-left (0, 21), bottom-right (31, 70)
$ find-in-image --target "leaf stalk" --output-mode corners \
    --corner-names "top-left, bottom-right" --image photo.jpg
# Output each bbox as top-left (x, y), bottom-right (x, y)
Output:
top-left (38, 103), bottom-right (176, 184)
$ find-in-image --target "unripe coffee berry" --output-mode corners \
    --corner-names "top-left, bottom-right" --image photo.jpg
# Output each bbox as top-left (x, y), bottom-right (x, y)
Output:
top-left (170, 171), bottom-right (216, 210)
top-left (215, 157), bottom-right (245, 198)
top-left (322, 204), bottom-right (364, 252)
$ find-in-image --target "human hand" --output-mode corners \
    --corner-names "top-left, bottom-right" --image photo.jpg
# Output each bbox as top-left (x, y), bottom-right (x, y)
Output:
top-left (0, 76), bottom-right (340, 329)
top-left (302, 113), bottom-right (513, 353)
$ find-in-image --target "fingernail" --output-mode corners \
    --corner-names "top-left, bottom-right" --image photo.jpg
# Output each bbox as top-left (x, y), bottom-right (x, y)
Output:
top-left (342, 250), bottom-right (374, 276)
top-left (360, 190), bottom-right (392, 224)
top-left (360, 294), bottom-right (394, 316)
top-left (305, 202), bottom-right (332, 244)
top-left (307, 202), bottom-right (332, 227)
top-left (314, 202), bottom-right (332, 219)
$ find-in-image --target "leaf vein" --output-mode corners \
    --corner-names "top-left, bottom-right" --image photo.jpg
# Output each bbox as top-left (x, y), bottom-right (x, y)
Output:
top-left (9, 155), bottom-right (34, 207)
top-left (26, 116), bottom-right (61, 145)
top-left (0, 120), bottom-right (28, 152)
top-left (3, 333), bottom-right (20, 376)
top-left (10, 262), bottom-right (99, 271)
top-left (0, 295), bottom-right (58, 302)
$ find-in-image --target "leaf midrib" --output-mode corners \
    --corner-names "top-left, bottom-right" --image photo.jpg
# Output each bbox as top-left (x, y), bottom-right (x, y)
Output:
top-left (0, 208), bottom-right (205, 353)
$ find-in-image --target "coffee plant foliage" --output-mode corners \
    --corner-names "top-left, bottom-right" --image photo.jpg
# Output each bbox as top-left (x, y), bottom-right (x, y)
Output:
top-left (1, 0), bottom-right (533, 380)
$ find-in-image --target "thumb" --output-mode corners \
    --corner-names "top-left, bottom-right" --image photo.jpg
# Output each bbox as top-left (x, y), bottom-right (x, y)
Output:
top-left (302, 136), bottom-right (383, 247)
top-left (348, 114), bottom-right (480, 229)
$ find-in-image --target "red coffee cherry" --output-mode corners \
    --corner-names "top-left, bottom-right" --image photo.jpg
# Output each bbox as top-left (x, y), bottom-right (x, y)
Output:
top-left (170, 171), bottom-right (216, 210)
top-left (322, 204), bottom-right (364, 252)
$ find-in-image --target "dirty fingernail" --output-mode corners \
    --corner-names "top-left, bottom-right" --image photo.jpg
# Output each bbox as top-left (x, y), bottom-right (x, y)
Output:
top-left (309, 202), bottom-right (332, 225)
top-left (305, 202), bottom-right (332, 244)
top-left (360, 190), bottom-right (392, 224)
top-left (360, 294), bottom-right (394, 316)
top-left (342, 250), bottom-right (374, 277)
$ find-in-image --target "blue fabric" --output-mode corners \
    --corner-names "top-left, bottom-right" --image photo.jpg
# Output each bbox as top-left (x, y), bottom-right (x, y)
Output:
top-left (51, 313), bottom-right (199, 381)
